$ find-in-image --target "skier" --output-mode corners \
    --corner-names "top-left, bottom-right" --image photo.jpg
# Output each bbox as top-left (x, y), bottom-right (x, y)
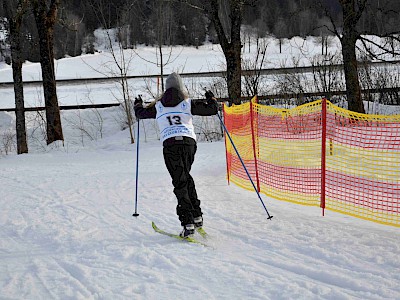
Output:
top-left (134, 72), bottom-right (218, 238)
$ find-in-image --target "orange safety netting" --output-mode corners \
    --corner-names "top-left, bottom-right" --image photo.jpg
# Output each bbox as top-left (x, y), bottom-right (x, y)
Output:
top-left (223, 98), bottom-right (400, 227)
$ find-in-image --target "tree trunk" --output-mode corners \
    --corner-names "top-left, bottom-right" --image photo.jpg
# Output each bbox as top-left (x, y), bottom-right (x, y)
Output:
top-left (224, 43), bottom-right (242, 105)
top-left (226, 0), bottom-right (242, 105)
top-left (4, 0), bottom-right (28, 154)
top-left (11, 28), bottom-right (28, 154)
top-left (340, 0), bottom-right (365, 114)
top-left (341, 35), bottom-right (364, 113)
top-left (32, 0), bottom-right (64, 144)
top-left (209, 0), bottom-right (242, 105)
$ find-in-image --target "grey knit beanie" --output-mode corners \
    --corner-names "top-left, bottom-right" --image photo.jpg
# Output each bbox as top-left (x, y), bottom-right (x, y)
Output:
top-left (165, 72), bottom-right (188, 97)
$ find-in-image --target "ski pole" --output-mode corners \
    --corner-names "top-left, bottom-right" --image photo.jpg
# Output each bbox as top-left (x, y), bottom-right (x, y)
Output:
top-left (132, 119), bottom-right (140, 217)
top-left (217, 111), bottom-right (273, 220)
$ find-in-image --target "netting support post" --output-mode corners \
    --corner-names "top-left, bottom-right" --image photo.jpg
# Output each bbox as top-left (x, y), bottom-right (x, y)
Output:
top-left (250, 100), bottom-right (261, 192)
top-left (321, 98), bottom-right (327, 216)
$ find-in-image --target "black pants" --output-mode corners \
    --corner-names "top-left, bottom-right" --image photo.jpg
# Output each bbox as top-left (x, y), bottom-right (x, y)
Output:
top-left (163, 142), bottom-right (202, 226)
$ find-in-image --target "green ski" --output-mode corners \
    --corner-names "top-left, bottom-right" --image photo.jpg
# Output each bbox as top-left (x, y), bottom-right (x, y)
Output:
top-left (196, 227), bottom-right (208, 239)
top-left (152, 222), bottom-right (208, 247)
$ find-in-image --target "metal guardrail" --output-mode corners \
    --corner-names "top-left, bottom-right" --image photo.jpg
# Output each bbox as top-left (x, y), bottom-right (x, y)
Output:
top-left (1, 60), bottom-right (399, 111)
top-left (1, 60), bottom-right (399, 88)
top-left (0, 103), bottom-right (120, 112)
top-left (2, 85), bottom-right (399, 112)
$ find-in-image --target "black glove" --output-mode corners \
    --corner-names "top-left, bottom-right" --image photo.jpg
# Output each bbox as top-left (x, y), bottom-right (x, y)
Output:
top-left (134, 95), bottom-right (143, 106)
top-left (205, 90), bottom-right (214, 101)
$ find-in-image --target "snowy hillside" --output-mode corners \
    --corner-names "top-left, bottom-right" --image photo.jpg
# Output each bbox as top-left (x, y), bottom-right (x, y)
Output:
top-left (0, 35), bottom-right (399, 299)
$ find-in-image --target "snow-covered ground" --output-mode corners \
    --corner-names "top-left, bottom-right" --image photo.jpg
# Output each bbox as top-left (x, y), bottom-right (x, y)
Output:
top-left (0, 34), bottom-right (399, 299)
top-left (1, 126), bottom-right (399, 299)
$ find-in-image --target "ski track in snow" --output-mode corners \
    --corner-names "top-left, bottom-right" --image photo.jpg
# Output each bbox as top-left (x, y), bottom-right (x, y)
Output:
top-left (0, 139), bottom-right (399, 300)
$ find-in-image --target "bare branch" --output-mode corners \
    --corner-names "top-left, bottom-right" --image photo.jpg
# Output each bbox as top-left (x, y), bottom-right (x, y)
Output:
top-left (171, 0), bottom-right (206, 12)
top-left (358, 35), bottom-right (400, 61)
top-left (354, 0), bottom-right (368, 23)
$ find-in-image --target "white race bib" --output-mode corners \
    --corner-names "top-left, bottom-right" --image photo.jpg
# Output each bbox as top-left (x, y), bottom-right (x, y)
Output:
top-left (156, 99), bottom-right (196, 142)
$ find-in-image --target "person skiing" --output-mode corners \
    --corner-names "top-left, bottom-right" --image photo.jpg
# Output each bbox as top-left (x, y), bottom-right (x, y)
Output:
top-left (134, 72), bottom-right (218, 238)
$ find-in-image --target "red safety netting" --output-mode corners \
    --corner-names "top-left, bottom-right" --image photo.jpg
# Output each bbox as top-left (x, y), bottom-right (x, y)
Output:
top-left (223, 98), bottom-right (400, 227)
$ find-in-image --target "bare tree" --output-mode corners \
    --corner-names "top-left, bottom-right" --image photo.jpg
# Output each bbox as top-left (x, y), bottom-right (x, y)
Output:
top-left (179, 0), bottom-right (246, 105)
top-left (274, 18), bottom-right (288, 54)
top-left (87, 0), bottom-right (137, 143)
top-left (318, 0), bottom-right (400, 113)
top-left (31, 0), bottom-right (64, 144)
top-left (146, 0), bottom-right (181, 92)
top-left (3, 0), bottom-right (29, 154)
top-left (310, 52), bottom-right (345, 100)
top-left (242, 39), bottom-right (268, 97)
